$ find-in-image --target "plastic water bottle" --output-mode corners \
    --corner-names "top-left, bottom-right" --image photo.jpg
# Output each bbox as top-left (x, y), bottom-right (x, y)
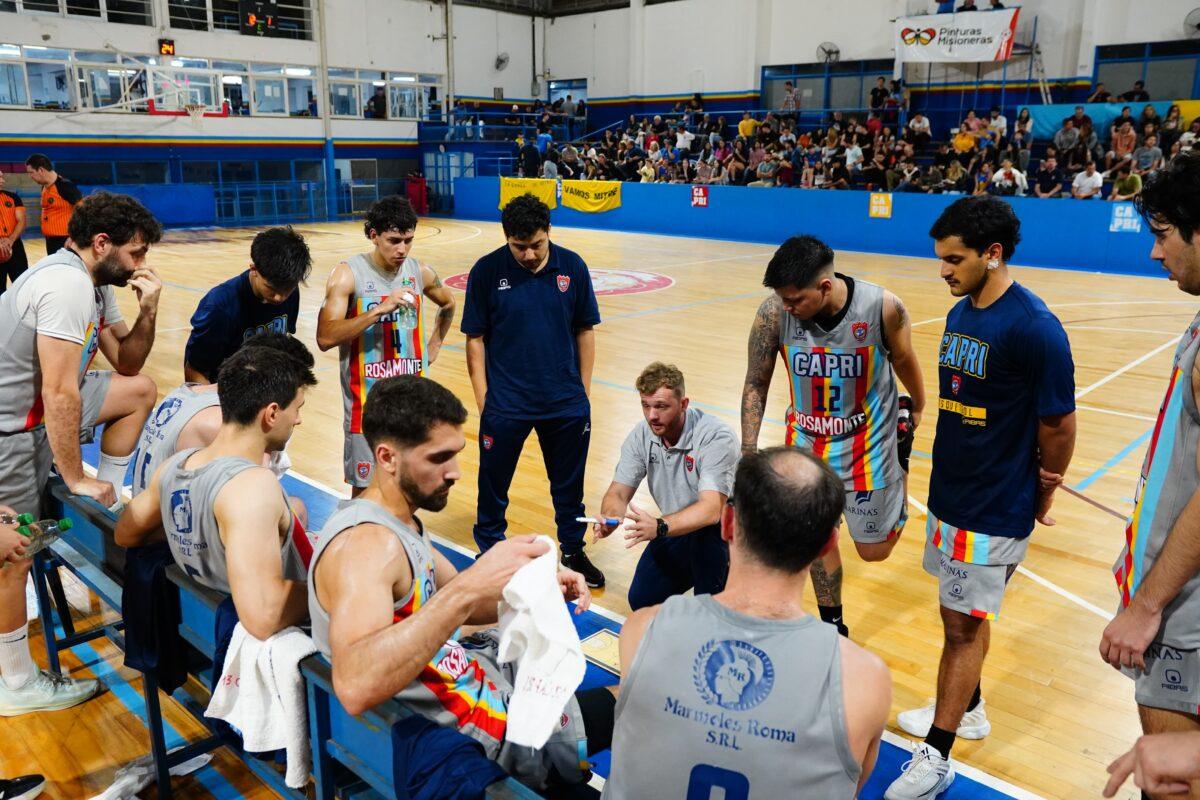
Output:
top-left (397, 291), bottom-right (419, 331)
top-left (0, 512), bottom-right (34, 526)
top-left (16, 518), bottom-right (72, 559)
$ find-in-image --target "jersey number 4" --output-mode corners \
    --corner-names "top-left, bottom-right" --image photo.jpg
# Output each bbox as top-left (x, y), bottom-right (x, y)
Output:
top-left (687, 765), bottom-right (749, 800)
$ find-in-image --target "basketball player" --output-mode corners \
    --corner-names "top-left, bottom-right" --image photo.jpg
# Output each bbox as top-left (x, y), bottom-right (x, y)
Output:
top-left (594, 362), bottom-right (739, 610)
top-left (0, 191), bottom-right (162, 717)
top-left (316, 195), bottom-right (455, 495)
top-left (308, 376), bottom-right (615, 791)
top-left (886, 196), bottom-right (1076, 799)
top-left (741, 234), bottom-right (925, 637)
top-left (184, 226), bottom-right (311, 383)
top-left (0, 513), bottom-right (43, 799)
top-left (115, 345), bottom-right (316, 640)
top-left (602, 447), bottom-right (891, 799)
top-left (1099, 153), bottom-right (1200, 800)
top-left (130, 332), bottom-right (312, 526)
top-left (0, 169), bottom-right (29, 297)
top-left (24, 154), bottom-right (81, 256)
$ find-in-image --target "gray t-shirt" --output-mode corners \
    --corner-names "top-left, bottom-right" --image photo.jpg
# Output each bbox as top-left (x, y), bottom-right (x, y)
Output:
top-left (1134, 145), bottom-right (1163, 170)
top-left (612, 407), bottom-right (738, 516)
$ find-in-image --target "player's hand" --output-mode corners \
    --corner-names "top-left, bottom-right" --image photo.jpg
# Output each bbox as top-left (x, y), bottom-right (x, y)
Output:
top-left (910, 408), bottom-right (922, 430)
top-left (129, 267), bottom-right (163, 312)
top-left (623, 502), bottom-right (658, 549)
top-left (0, 239), bottom-right (11, 261)
top-left (1034, 485), bottom-right (1057, 526)
top-left (373, 291), bottom-right (404, 317)
top-left (557, 568), bottom-right (591, 614)
top-left (591, 514), bottom-right (623, 543)
top-left (69, 476), bottom-right (117, 508)
top-left (1104, 732), bottom-right (1200, 797)
top-left (463, 536), bottom-right (550, 603)
top-left (1038, 467), bottom-right (1064, 490)
top-left (0, 508), bottom-right (30, 563)
top-left (1099, 598), bottom-right (1160, 671)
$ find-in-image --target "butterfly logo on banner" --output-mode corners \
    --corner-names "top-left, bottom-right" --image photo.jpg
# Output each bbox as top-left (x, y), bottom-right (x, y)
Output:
top-left (901, 27), bottom-right (937, 46)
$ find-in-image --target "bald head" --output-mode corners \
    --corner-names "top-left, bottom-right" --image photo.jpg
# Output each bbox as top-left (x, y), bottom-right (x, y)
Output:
top-left (732, 447), bottom-right (844, 573)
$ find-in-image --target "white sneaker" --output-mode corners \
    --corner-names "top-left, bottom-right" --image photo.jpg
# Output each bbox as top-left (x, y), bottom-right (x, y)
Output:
top-left (0, 670), bottom-right (100, 716)
top-left (897, 698), bottom-right (991, 739)
top-left (884, 743), bottom-right (956, 800)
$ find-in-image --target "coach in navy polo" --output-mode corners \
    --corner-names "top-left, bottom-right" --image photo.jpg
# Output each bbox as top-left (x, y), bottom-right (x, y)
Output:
top-left (461, 193), bottom-right (605, 587)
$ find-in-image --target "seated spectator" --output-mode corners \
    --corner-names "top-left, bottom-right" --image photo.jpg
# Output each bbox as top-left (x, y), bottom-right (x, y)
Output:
top-left (1033, 156), bottom-right (1064, 198)
top-left (942, 160), bottom-right (970, 193)
top-left (1181, 119), bottom-right (1200, 152)
top-left (724, 140), bottom-right (749, 183)
top-left (1140, 104), bottom-right (1161, 132)
top-left (1064, 105), bottom-right (1092, 132)
top-left (1109, 162), bottom-right (1142, 201)
top-left (1161, 104), bottom-right (1184, 150)
top-left (990, 158), bottom-right (1027, 196)
top-left (860, 151), bottom-right (888, 188)
top-left (933, 142), bottom-right (954, 170)
top-left (888, 159), bottom-right (921, 192)
top-left (1008, 126), bottom-right (1032, 171)
top-left (1087, 83), bottom-right (1113, 103)
top-left (710, 115), bottom-right (727, 144)
top-left (694, 157), bottom-right (715, 184)
top-left (1071, 161), bottom-right (1104, 199)
top-left (825, 159), bottom-right (851, 189)
top-left (1014, 107), bottom-right (1033, 140)
top-left (749, 152), bottom-right (780, 187)
top-left (918, 164), bottom-right (945, 193)
top-left (737, 112), bottom-right (758, 140)
top-left (651, 114), bottom-right (668, 135)
top-left (747, 141), bottom-right (767, 174)
top-left (827, 110), bottom-right (846, 133)
top-left (972, 162), bottom-right (995, 195)
top-left (674, 125), bottom-right (695, 154)
top-left (778, 123), bottom-right (797, 149)
top-left (866, 112), bottom-right (883, 136)
top-left (962, 109), bottom-right (986, 135)
top-left (689, 92), bottom-right (704, 113)
top-left (1053, 118), bottom-right (1080, 154)
top-left (1169, 138), bottom-right (1184, 164)
top-left (1106, 121), bottom-right (1137, 171)
top-left (958, 0), bottom-right (979, 7)
top-left (647, 140), bottom-right (663, 165)
top-left (115, 346), bottom-right (317, 639)
top-left (503, 105), bottom-right (521, 128)
top-left (987, 106), bottom-right (1008, 143)
top-left (908, 112), bottom-right (932, 151)
top-left (757, 121), bottom-right (779, 149)
top-left (1121, 80), bottom-right (1150, 102)
top-left (1065, 123), bottom-right (1100, 174)
top-left (307, 376), bottom-right (607, 789)
top-left (952, 124), bottom-right (978, 162)
top-left (541, 151), bottom-right (559, 180)
top-left (822, 129), bottom-right (844, 164)
top-left (1110, 106), bottom-right (1136, 138)
top-left (637, 159), bottom-right (654, 183)
top-left (1141, 120), bottom-right (1160, 146)
top-left (844, 139), bottom-right (864, 172)
top-left (1132, 134), bottom-right (1164, 176)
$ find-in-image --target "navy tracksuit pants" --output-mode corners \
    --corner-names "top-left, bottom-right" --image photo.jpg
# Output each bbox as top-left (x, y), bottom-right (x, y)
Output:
top-left (627, 524), bottom-right (729, 611)
top-left (473, 409), bottom-right (590, 556)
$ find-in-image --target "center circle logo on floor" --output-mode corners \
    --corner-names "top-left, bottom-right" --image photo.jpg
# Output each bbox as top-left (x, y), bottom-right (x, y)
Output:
top-left (444, 269), bottom-right (674, 296)
top-left (693, 639), bottom-right (774, 711)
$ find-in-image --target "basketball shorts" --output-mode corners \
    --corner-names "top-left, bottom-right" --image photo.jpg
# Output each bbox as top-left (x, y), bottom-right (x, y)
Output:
top-left (922, 538), bottom-right (1019, 620)
top-left (0, 427), bottom-right (52, 517)
top-left (343, 432), bottom-right (374, 488)
top-left (79, 369), bottom-right (113, 444)
top-left (843, 480), bottom-right (908, 544)
top-left (1131, 642), bottom-right (1200, 715)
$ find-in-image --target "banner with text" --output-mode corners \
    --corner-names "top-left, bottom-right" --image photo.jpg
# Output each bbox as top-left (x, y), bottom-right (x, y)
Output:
top-left (498, 177), bottom-right (558, 210)
top-left (562, 180), bottom-right (622, 213)
top-left (896, 8), bottom-right (1019, 64)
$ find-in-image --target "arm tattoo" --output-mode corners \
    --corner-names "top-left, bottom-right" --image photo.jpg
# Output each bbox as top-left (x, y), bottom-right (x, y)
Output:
top-left (809, 560), bottom-right (843, 606)
top-left (893, 293), bottom-right (909, 328)
top-left (740, 297), bottom-right (781, 451)
top-left (429, 269), bottom-right (443, 289)
top-left (436, 304), bottom-right (453, 320)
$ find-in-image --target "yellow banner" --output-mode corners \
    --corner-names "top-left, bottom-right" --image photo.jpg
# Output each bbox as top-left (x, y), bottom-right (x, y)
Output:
top-left (498, 177), bottom-right (557, 210)
top-left (561, 180), bottom-right (622, 213)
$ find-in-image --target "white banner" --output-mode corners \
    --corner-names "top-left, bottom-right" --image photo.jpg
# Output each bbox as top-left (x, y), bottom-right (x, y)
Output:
top-left (896, 8), bottom-right (1020, 64)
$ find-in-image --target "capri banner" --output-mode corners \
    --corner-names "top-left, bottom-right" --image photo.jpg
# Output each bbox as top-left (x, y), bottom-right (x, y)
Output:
top-left (561, 180), bottom-right (623, 213)
top-left (895, 8), bottom-right (1019, 64)
top-left (498, 177), bottom-right (558, 210)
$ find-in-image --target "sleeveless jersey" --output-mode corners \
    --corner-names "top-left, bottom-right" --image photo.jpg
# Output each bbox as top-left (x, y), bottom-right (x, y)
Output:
top-left (130, 384), bottom-right (221, 494)
top-left (309, 499), bottom-right (510, 753)
top-left (1116, 311), bottom-right (1200, 646)
top-left (778, 277), bottom-right (899, 490)
top-left (602, 595), bottom-right (860, 800)
top-left (339, 254), bottom-right (426, 434)
top-left (158, 448), bottom-right (307, 595)
top-left (0, 249), bottom-right (112, 434)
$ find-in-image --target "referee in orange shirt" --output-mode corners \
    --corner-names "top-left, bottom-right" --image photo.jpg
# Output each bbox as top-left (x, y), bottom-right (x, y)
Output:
top-left (0, 169), bottom-right (27, 297)
top-left (24, 154), bottom-right (82, 256)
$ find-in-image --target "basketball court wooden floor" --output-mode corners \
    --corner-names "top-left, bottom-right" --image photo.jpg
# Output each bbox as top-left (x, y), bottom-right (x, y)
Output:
top-left (3, 216), bottom-right (1185, 799)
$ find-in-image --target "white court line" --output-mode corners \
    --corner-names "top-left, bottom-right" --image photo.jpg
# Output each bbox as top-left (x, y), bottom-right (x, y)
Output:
top-left (420, 223), bottom-right (483, 247)
top-left (905, 495), bottom-right (1112, 621)
top-left (913, 298), bottom-right (1200, 329)
top-left (1075, 403), bottom-right (1157, 422)
top-left (1075, 337), bottom-right (1180, 400)
top-left (1066, 325), bottom-right (1182, 335)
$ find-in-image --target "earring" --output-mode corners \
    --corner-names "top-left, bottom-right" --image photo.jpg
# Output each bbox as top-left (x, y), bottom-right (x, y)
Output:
top-left (987, 259), bottom-right (1000, 270)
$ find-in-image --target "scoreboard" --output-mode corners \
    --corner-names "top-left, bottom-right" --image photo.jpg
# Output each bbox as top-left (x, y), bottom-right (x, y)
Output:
top-left (239, 0), bottom-right (279, 36)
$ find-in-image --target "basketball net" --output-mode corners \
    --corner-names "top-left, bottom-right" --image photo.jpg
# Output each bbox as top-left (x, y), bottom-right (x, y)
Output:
top-left (184, 103), bottom-right (207, 129)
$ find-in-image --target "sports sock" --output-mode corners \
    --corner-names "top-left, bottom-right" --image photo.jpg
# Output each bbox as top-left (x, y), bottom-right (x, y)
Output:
top-left (0, 623), bottom-right (37, 689)
top-left (818, 604), bottom-right (849, 637)
top-left (96, 451), bottom-right (133, 494)
top-left (924, 724), bottom-right (955, 760)
top-left (966, 682), bottom-right (982, 713)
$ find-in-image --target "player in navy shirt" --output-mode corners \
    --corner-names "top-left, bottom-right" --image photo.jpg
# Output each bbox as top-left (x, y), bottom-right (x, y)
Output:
top-left (184, 227), bottom-right (310, 382)
top-left (461, 194), bottom-right (605, 587)
top-left (887, 196), bottom-right (1076, 800)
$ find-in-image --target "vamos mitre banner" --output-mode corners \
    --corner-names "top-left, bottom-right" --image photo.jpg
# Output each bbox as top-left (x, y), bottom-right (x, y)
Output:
top-left (896, 8), bottom-right (1020, 64)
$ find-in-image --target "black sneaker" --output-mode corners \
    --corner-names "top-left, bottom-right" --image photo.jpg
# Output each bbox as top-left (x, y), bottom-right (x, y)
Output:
top-left (0, 775), bottom-right (46, 800)
top-left (561, 550), bottom-right (605, 589)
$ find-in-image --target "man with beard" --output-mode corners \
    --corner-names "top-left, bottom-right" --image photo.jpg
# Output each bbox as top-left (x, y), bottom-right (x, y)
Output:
top-left (307, 375), bottom-right (614, 791)
top-left (0, 191), bottom-right (161, 716)
top-left (115, 345), bottom-right (317, 640)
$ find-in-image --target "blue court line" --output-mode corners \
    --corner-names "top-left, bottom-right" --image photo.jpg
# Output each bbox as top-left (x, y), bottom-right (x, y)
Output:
top-left (1071, 427), bottom-right (1153, 492)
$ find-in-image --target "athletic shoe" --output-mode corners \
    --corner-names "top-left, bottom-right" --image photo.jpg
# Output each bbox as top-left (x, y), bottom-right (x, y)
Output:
top-left (0, 775), bottom-right (46, 800)
top-left (897, 698), bottom-right (991, 739)
top-left (884, 743), bottom-right (955, 800)
top-left (0, 670), bottom-right (100, 716)
top-left (561, 550), bottom-right (605, 589)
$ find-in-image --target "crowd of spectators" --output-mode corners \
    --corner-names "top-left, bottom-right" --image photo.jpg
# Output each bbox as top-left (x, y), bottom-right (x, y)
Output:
top-left (516, 78), bottom-right (1188, 202)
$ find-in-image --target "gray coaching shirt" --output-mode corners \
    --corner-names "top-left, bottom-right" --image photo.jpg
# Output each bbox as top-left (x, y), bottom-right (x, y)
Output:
top-left (612, 407), bottom-right (739, 515)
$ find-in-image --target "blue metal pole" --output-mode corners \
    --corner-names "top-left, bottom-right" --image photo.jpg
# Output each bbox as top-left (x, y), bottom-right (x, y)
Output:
top-left (323, 138), bottom-right (337, 220)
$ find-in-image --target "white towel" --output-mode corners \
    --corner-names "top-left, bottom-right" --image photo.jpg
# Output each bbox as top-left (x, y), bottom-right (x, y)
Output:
top-left (496, 535), bottom-right (586, 749)
top-left (206, 624), bottom-right (317, 789)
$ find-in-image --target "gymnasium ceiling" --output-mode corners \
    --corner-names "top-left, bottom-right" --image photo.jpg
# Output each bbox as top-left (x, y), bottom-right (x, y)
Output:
top-left (451, 0), bottom-right (657, 16)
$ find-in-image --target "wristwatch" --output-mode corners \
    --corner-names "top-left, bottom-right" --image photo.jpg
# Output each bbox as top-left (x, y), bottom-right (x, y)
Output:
top-left (656, 517), bottom-right (669, 539)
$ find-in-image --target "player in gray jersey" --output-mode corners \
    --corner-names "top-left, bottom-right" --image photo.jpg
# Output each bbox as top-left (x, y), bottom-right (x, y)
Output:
top-left (308, 375), bottom-right (614, 791)
top-left (604, 447), bottom-right (890, 799)
top-left (317, 196), bottom-right (455, 495)
top-left (1099, 154), bottom-right (1200, 787)
top-left (116, 345), bottom-right (317, 640)
top-left (741, 235), bottom-right (925, 638)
